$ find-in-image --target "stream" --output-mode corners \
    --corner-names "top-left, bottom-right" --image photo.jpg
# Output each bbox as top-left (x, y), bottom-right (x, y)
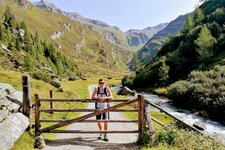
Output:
top-left (111, 86), bottom-right (225, 145)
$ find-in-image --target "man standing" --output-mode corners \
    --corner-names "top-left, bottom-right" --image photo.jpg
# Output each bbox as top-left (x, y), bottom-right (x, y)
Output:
top-left (91, 79), bottom-right (113, 141)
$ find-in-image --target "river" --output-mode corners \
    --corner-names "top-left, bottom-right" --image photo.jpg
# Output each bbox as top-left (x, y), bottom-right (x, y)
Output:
top-left (111, 86), bottom-right (225, 145)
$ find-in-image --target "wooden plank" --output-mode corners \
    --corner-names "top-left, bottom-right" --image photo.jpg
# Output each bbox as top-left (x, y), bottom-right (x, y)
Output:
top-left (138, 95), bottom-right (143, 137)
top-left (39, 109), bottom-right (138, 113)
top-left (40, 98), bottom-right (138, 133)
top-left (34, 94), bottom-right (40, 136)
top-left (39, 119), bottom-right (138, 123)
top-left (49, 90), bottom-right (54, 114)
top-left (145, 104), bottom-right (155, 145)
top-left (39, 98), bottom-right (129, 103)
top-left (41, 130), bottom-right (139, 134)
top-left (144, 100), bottom-right (203, 134)
top-left (151, 117), bottom-right (165, 127)
top-left (22, 76), bottom-right (31, 130)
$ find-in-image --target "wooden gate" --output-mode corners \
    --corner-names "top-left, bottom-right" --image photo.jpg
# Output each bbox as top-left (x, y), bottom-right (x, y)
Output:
top-left (34, 93), bottom-right (144, 137)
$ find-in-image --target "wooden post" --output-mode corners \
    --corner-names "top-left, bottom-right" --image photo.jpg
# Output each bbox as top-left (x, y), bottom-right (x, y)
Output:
top-left (49, 90), bottom-right (54, 114)
top-left (145, 104), bottom-right (155, 145)
top-left (22, 76), bottom-right (31, 130)
top-left (35, 94), bottom-right (41, 136)
top-left (138, 95), bottom-right (144, 137)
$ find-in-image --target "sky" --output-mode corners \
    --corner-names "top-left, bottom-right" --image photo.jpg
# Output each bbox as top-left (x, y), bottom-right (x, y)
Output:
top-left (29, 0), bottom-right (200, 32)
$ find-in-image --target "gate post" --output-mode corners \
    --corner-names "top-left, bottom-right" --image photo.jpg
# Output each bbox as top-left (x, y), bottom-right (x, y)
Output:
top-left (138, 94), bottom-right (144, 137)
top-left (49, 90), bottom-right (54, 114)
top-left (22, 75), bottom-right (31, 130)
top-left (35, 94), bottom-right (40, 136)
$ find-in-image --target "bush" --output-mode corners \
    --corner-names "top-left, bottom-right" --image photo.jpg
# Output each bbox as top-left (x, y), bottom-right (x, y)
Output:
top-left (30, 71), bottom-right (60, 88)
top-left (168, 65), bottom-right (225, 121)
top-left (122, 75), bottom-right (135, 87)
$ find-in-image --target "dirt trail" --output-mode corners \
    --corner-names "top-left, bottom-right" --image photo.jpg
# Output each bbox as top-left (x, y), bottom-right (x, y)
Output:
top-left (43, 85), bottom-right (139, 150)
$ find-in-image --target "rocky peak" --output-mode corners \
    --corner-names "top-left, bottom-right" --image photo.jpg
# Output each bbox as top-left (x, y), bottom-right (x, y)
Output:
top-left (35, 0), bottom-right (62, 13)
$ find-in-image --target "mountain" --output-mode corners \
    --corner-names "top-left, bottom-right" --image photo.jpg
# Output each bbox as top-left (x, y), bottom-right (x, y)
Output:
top-left (0, 0), bottom-right (132, 79)
top-left (136, 14), bottom-right (188, 65)
top-left (125, 23), bottom-right (168, 48)
top-left (33, 0), bottom-right (168, 51)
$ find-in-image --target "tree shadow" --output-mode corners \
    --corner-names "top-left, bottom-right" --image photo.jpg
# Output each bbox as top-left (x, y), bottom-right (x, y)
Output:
top-left (45, 137), bottom-right (139, 150)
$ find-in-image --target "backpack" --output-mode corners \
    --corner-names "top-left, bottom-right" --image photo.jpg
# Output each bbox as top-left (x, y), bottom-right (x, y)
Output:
top-left (95, 87), bottom-right (107, 109)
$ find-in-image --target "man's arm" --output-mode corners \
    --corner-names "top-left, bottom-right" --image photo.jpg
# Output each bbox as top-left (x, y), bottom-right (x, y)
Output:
top-left (91, 87), bottom-right (98, 100)
top-left (106, 87), bottom-right (113, 100)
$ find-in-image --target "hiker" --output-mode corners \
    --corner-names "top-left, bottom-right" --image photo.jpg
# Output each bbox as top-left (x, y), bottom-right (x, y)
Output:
top-left (91, 79), bottom-right (113, 141)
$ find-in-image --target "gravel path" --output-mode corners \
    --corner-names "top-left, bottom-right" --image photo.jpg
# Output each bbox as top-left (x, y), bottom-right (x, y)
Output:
top-left (43, 85), bottom-right (139, 150)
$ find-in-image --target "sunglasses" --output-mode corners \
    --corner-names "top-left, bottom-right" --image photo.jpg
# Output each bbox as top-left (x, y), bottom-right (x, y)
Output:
top-left (99, 82), bottom-right (105, 84)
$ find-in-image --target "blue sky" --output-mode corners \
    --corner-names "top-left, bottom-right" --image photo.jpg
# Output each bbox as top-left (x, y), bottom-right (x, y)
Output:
top-left (29, 0), bottom-right (200, 32)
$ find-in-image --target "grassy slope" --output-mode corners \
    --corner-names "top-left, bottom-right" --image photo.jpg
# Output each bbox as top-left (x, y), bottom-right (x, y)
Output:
top-left (0, 0), bottom-right (131, 77)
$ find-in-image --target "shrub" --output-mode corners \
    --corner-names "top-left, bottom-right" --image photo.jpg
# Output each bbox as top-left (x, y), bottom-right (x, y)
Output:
top-left (168, 65), bottom-right (225, 121)
top-left (30, 71), bottom-right (60, 88)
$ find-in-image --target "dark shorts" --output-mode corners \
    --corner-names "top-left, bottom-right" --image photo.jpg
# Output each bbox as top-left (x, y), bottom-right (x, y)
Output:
top-left (96, 110), bottom-right (108, 120)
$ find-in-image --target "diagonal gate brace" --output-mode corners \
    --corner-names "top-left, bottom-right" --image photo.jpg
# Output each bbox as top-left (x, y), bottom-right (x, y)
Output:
top-left (40, 98), bottom-right (137, 133)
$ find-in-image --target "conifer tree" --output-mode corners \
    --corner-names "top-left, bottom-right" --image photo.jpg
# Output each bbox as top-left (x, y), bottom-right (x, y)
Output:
top-left (194, 25), bottom-right (216, 62)
top-left (132, 53), bottom-right (141, 72)
top-left (0, 22), bottom-right (3, 40)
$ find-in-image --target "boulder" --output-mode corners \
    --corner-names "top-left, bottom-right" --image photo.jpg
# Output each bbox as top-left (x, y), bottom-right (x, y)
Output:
top-left (0, 113), bottom-right (29, 150)
top-left (0, 83), bottom-right (29, 150)
top-left (193, 121), bottom-right (206, 130)
top-left (34, 135), bottom-right (46, 149)
top-left (56, 87), bottom-right (65, 92)
top-left (117, 86), bottom-right (135, 96)
top-left (0, 83), bottom-right (16, 95)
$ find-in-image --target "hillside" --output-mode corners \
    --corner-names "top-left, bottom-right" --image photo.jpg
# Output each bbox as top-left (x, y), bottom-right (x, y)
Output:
top-left (125, 23), bottom-right (168, 48)
top-left (33, 0), bottom-right (168, 51)
top-left (125, 0), bottom-right (225, 122)
top-left (0, 0), bottom-right (131, 79)
top-left (136, 14), bottom-right (187, 65)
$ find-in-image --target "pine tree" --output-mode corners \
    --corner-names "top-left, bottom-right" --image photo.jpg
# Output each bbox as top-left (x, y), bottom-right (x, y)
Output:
top-left (194, 25), bottom-right (216, 62)
top-left (6, 28), bottom-right (12, 41)
top-left (182, 15), bottom-right (194, 34)
top-left (193, 8), bottom-right (204, 25)
top-left (15, 37), bottom-right (21, 51)
top-left (132, 53), bottom-right (141, 72)
top-left (24, 54), bottom-right (34, 71)
top-left (56, 59), bottom-right (64, 76)
top-left (0, 22), bottom-right (3, 40)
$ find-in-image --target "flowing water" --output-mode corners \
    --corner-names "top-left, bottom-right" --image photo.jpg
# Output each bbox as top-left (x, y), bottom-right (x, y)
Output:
top-left (111, 86), bottom-right (225, 145)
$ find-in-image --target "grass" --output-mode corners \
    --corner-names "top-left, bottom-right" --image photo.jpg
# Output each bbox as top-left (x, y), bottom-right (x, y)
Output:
top-left (121, 97), bottom-right (225, 150)
top-left (0, 70), bottom-right (124, 149)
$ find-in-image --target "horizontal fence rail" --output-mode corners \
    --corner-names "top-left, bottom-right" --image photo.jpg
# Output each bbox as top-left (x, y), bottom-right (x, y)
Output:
top-left (39, 98), bottom-right (130, 103)
top-left (144, 99), bottom-right (203, 134)
top-left (39, 119), bottom-right (138, 123)
top-left (39, 109), bottom-right (138, 113)
top-left (42, 130), bottom-right (139, 134)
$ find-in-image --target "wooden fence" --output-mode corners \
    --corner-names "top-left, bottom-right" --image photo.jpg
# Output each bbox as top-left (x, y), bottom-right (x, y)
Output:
top-left (34, 93), bottom-right (145, 137)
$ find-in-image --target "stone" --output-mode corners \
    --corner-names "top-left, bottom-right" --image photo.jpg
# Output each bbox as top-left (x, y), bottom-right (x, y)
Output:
top-left (0, 89), bottom-right (7, 99)
top-left (51, 31), bottom-right (62, 40)
top-left (0, 83), bottom-right (16, 95)
top-left (6, 91), bottom-right (23, 105)
top-left (34, 135), bottom-right (46, 149)
top-left (56, 88), bottom-right (65, 92)
top-left (193, 121), bottom-right (206, 130)
top-left (117, 86), bottom-right (135, 96)
top-left (0, 113), bottom-right (29, 150)
top-left (0, 44), bottom-right (9, 53)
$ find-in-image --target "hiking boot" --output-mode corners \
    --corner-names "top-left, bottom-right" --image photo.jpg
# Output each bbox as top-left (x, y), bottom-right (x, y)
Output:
top-left (103, 133), bottom-right (109, 141)
top-left (97, 133), bottom-right (103, 139)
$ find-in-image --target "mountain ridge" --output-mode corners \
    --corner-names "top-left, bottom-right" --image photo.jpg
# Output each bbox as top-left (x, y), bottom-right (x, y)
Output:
top-left (32, 0), bottom-right (168, 50)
